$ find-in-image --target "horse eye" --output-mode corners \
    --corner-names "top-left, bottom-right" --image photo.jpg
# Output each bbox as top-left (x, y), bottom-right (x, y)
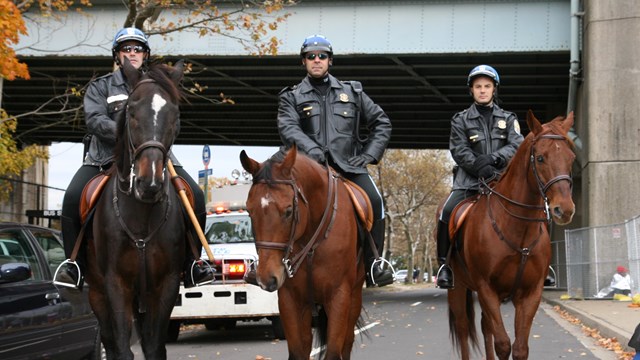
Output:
top-left (537, 155), bottom-right (544, 162)
top-left (284, 206), bottom-right (293, 218)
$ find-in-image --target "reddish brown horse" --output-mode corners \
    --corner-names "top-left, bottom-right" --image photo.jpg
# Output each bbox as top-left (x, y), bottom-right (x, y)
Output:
top-left (443, 110), bottom-right (576, 360)
top-left (240, 146), bottom-right (365, 360)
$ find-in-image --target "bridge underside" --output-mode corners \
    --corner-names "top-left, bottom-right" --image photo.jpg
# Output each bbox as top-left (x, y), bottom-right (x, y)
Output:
top-left (8, 51), bottom-right (569, 149)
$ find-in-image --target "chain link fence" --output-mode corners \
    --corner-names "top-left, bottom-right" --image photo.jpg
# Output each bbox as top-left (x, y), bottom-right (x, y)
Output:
top-left (563, 215), bottom-right (640, 299)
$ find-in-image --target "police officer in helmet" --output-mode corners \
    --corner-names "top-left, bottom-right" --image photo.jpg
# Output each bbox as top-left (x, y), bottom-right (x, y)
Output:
top-left (276, 35), bottom-right (394, 287)
top-left (56, 27), bottom-right (213, 289)
top-left (436, 65), bottom-right (524, 289)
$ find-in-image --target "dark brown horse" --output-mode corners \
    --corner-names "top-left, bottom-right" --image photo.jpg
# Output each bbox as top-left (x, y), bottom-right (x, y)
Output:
top-left (443, 111), bottom-right (576, 360)
top-left (86, 59), bottom-right (187, 359)
top-left (240, 146), bottom-right (365, 360)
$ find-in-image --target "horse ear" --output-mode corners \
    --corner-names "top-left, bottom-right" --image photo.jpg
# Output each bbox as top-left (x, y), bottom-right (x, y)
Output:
top-left (121, 57), bottom-right (141, 88)
top-left (280, 145), bottom-right (297, 177)
top-left (561, 111), bottom-right (575, 133)
top-left (240, 150), bottom-right (261, 176)
top-left (526, 109), bottom-right (543, 135)
top-left (170, 60), bottom-right (185, 85)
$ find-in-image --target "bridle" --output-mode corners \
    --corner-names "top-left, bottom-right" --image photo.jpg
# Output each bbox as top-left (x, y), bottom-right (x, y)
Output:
top-left (253, 166), bottom-right (339, 278)
top-left (482, 133), bottom-right (573, 223)
top-left (117, 78), bottom-right (174, 200)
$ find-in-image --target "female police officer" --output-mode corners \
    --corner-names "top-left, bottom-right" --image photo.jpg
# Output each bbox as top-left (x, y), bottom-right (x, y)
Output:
top-left (436, 65), bottom-right (524, 289)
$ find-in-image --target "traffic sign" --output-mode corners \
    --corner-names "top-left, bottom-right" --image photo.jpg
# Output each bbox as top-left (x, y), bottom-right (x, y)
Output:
top-left (198, 169), bottom-right (213, 178)
top-left (202, 145), bottom-right (211, 167)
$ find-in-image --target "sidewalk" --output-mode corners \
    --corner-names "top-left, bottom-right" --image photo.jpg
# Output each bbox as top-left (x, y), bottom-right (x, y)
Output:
top-left (542, 289), bottom-right (639, 352)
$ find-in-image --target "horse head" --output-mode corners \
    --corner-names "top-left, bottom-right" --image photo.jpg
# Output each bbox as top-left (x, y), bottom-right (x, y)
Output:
top-left (523, 110), bottom-right (576, 225)
top-left (117, 58), bottom-right (184, 202)
top-left (240, 146), bottom-right (318, 292)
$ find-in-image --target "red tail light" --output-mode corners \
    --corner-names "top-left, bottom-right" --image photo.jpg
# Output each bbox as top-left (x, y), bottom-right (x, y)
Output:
top-left (224, 260), bottom-right (246, 280)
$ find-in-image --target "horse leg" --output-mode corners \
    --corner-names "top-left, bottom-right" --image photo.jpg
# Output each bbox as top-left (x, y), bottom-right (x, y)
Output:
top-left (105, 273), bottom-right (135, 360)
top-left (341, 281), bottom-right (364, 360)
top-left (480, 310), bottom-right (496, 360)
top-left (137, 275), bottom-right (180, 360)
top-left (323, 284), bottom-right (358, 359)
top-left (89, 283), bottom-right (117, 359)
top-left (511, 288), bottom-right (543, 360)
top-left (447, 285), bottom-right (474, 360)
top-left (279, 290), bottom-right (313, 360)
top-left (476, 285), bottom-right (511, 360)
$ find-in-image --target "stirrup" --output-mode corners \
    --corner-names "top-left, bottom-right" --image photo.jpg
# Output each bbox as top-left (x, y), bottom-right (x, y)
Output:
top-left (53, 259), bottom-right (82, 289)
top-left (187, 260), bottom-right (215, 287)
top-left (436, 264), bottom-right (454, 289)
top-left (368, 257), bottom-right (396, 286)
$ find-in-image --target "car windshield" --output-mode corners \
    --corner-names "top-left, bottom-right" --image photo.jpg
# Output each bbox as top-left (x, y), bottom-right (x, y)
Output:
top-left (205, 214), bottom-right (254, 244)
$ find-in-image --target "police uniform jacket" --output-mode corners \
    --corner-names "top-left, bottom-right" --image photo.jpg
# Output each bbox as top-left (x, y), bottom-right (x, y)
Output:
top-left (450, 103), bottom-right (524, 190)
top-left (277, 74), bottom-right (391, 174)
top-left (82, 68), bottom-right (180, 167)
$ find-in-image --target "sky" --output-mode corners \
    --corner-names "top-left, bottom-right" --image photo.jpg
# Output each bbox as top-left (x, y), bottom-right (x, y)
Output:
top-left (47, 142), bottom-right (278, 209)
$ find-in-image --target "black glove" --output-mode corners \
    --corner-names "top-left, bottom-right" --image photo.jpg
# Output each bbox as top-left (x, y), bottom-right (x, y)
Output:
top-left (307, 148), bottom-right (326, 163)
top-left (348, 154), bottom-right (375, 167)
top-left (478, 165), bottom-right (497, 180)
top-left (473, 154), bottom-right (495, 173)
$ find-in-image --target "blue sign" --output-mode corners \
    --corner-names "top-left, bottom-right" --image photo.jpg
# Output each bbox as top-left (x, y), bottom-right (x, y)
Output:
top-left (198, 168), bottom-right (213, 178)
top-left (202, 145), bottom-right (211, 167)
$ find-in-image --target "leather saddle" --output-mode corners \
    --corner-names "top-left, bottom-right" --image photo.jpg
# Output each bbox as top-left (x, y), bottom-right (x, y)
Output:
top-left (80, 173), bottom-right (195, 223)
top-left (342, 179), bottom-right (374, 232)
top-left (448, 196), bottom-right (480, 241)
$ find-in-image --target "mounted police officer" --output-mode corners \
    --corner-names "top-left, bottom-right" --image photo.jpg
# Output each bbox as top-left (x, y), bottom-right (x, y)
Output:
top-left (436, 65), bottom-right (524, 289)
top-left (56, 27), bottom-right (213, 289)
top-left (276, 35), bottom-right (394, 287)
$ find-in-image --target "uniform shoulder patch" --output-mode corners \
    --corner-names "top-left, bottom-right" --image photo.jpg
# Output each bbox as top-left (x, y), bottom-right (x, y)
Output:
top-left (514, 120), bottom-right (521, 134)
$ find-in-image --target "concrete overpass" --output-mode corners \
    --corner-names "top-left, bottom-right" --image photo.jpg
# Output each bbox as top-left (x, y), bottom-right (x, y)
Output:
top-left (5, 0), bottom-right (640, 232)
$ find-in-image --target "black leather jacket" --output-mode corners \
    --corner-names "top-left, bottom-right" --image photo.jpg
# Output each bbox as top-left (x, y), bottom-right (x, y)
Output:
top-left (450, 103), bottom-right (524, 190)
top-left (82, 68), bottom-right (180, 167)
top-left (277, 74), bottom-right (392, 174)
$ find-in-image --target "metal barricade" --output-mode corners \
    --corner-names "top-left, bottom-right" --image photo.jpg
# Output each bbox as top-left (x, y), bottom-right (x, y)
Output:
top-left (564, 215), bottom-right (640, 299)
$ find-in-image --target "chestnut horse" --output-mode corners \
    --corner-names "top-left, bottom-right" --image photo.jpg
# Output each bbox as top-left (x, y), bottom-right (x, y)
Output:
top-left (443, 110), bottom-right (576, 360)
top-left (86, 60), bottom-right (187, 359)
top-left (240, 146), bottom-right (365, 360)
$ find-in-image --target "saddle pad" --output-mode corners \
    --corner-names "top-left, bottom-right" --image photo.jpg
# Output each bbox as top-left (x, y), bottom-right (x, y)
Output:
top-left (80, 173), bottom-right (110, 223)
top-left (448, 196), bottom-right (479, 240)
top-left (343, 179), bottom-right (374, 232)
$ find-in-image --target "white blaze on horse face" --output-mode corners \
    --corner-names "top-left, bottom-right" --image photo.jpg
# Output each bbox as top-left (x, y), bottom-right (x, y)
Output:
top-left (151, 94), bottom-right (167, 132)
top-left (261, 195), bottom-right (271, 209)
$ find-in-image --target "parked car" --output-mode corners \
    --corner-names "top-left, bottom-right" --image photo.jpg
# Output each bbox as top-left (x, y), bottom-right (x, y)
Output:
top-left (395, 269), bottom-right (408, 282)
top-left (0, 222), bottom-right (102, 360)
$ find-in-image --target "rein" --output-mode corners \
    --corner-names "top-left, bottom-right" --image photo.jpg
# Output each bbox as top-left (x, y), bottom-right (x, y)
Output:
top-left (254, 165), bottom-right (339, 278)
top-left (481, 133), bottom-right (572, 302)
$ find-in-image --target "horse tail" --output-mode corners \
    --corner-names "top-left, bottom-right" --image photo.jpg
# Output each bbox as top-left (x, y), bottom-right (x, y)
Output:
top-left (448, 289), bottom-right (480, 356)
top-left (312, 306), bottom-right (328, 359)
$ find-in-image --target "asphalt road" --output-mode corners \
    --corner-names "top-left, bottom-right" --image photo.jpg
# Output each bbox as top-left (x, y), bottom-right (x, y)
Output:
top-left (131, 284), bottom-right (617, 359)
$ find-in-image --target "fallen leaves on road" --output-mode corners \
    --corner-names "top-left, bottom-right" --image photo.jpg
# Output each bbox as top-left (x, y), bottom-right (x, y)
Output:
top-left (553, 305), bottom-right (635, 360)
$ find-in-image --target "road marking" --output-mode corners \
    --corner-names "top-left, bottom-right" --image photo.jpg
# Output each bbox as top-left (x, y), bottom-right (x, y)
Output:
top-left (309, 321), bottom-right (381, 356)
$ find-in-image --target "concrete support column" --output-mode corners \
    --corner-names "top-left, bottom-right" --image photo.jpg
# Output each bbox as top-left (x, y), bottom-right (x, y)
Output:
top-left (581, 0), bottom-right (640, 226)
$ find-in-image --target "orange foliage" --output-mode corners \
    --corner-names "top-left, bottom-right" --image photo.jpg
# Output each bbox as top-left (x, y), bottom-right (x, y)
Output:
top-left (0, 0), bottom-right (29, 80)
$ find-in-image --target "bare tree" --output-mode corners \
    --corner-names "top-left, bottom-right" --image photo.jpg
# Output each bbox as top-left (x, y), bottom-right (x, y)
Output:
top-left (372, 149), bottom-right (451, 280)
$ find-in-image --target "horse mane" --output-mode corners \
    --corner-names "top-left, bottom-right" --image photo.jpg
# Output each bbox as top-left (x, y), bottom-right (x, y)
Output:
top-left (145, 62), bottom-right (184, 103)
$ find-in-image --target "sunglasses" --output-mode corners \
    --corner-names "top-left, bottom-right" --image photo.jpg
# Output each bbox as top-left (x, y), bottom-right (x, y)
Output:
top-left (119, 45), bottom-right (147, 54)
top-left (305, 53), bottom-right (329, 60)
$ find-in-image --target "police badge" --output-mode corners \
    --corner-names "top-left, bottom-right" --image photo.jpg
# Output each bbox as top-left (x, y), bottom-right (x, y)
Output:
top-left (339, 93), bottom-right (349, 102)
top-left (497, 120), bottom-right (506, 129)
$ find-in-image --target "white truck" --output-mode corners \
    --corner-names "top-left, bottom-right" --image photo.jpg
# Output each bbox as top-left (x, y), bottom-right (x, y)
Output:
top-left (168, 182), bottom-right (282, 341)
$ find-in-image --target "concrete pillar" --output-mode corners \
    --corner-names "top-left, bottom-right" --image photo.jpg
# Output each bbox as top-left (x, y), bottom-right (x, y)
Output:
top-left (581, 0), bottom-right (640, 226)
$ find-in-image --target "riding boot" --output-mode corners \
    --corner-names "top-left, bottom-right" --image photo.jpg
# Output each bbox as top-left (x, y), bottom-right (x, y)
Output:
top-left (436, 220), bottom-right (454, 289)
top-left (54, 215), bottom-right (85, 290)
top-left (365, 219), bottom-right (394, 288)
top-left (184, 209), bottom-right (215, 288)
top-left (544, 266), bottom-right (556, 287)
